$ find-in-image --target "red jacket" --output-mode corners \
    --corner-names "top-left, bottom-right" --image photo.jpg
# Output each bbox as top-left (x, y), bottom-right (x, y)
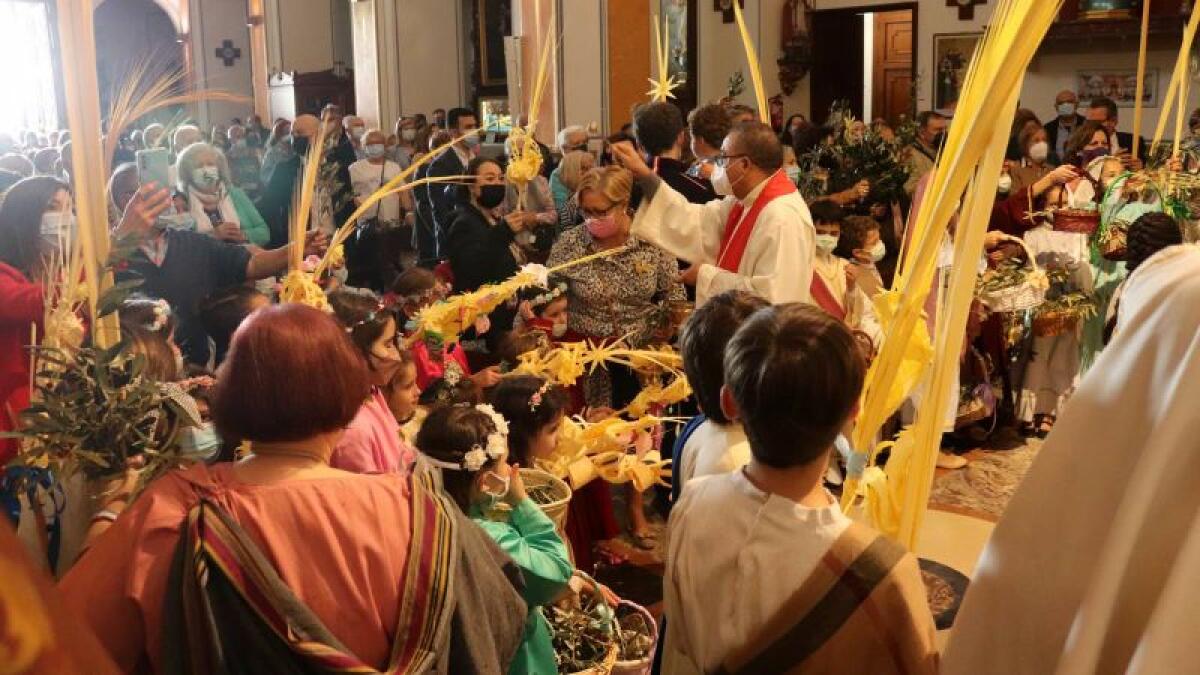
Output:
top-left (0, 262), bottom-right (43, 464)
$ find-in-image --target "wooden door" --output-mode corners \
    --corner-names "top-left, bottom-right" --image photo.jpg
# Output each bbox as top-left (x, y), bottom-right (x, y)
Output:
top-left (872, 10), bottom-right (913, 125)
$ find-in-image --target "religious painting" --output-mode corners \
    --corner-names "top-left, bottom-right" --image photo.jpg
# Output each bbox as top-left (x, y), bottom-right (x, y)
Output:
top-left (932, 32), bottom-right (981, 114)
top-left (664, 0), bottom-right (698, 112)
top-left (476, 0), bottom-right (512, 87)
top-left (1077, 69), bottom-right (1158, 108)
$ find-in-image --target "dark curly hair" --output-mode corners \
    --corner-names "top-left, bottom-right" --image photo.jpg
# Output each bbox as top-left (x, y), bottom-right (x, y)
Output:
top-left (1126, 212), bottom-right (1182, 272)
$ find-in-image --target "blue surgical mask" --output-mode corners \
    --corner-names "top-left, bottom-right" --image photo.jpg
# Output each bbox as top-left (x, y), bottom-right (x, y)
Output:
top-left (179, 422), bottom-right (222, 461)
top-left (1056, 102), bottom-right (1077, 117)
top-left (365, 143), bottom-right (386, 159)
top-left (785, 166), bottom-right (801, 184)
top-left (463, 134), bottom-right (481, 149)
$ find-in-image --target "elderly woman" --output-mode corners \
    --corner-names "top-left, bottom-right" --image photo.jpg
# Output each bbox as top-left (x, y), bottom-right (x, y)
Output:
top-left (547, 165), bottom-right (684, 547)
top-left (550, 150), bottom-right (595, 231)
top-left (59, 304), bottom-right (526, 673)
top-left (1010, 123), bottom-right (1054, 195)
top-left (174, 142), bottom-right (270, 247)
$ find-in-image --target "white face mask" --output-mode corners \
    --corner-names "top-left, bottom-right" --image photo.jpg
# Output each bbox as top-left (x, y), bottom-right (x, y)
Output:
top-left (1028, 141), bottom-right (1050, 164)
top-left (869, 240), bottom-right (887, 263)
top-left (365, 143), bottom-right (386, 159)
top-left (40, 211), bottom-right (75, 245)
top-left (1056, 102), bottom-right (1077, 117)
top-left (480, 470), bottom-right (510, 503)
top-left (997, 174), bottom-right (1013, 194)
top-left (711, 162), bottom-right (739, 196)
top-left (785, 166), bottom-right (801, 184)
top-left (401, 129), bottom-right (416, 142)
top-left (551, 319), bottom-right (568, 338)
top-left (192, 166), bottom-right (220, 188)
top-left (815, 234), bottom-right (839, 253)
top-left (350, 126), bottom-right (366, 140)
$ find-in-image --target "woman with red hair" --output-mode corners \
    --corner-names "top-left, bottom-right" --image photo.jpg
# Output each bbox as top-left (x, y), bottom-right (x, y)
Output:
top-left (60, 304), bottom-right (526, 673)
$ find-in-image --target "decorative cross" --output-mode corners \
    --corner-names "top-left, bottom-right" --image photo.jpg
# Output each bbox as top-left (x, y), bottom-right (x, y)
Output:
top-left (947, 0), bottom-right (987, 21)
top-left (214, 39), bottom-right (242, 67)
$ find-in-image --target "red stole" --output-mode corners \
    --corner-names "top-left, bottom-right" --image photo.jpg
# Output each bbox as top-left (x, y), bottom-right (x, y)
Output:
top-left (716, 171), bottom-right (798, 272)
top-left (810, 273), bottom-right (848, 321)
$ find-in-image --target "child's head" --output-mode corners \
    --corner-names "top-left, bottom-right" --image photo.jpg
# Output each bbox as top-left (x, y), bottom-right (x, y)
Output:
top-left (782, 145), bottom-right (798, 168)
top-left (723, 304), bottom-right (865, 469)
top-left (497, 330), bottom-right (549, 369)
top-left (837, 215), bottom-right (884, 262)
top-left (382, 350), bottom-right (419, 423)
top-left (119, 295), bottom-right (182, 379)
top-left (808, 200), bottom-right (845, 255)
top-left (417, 404), bottom-right (512, 511)
top-left (679, 290), bottom-right (769, 425)
top-left (329, 289), bottom-right (402, 388)
top-left (518, 279), bottom-right (569, 335)
top-left (197, 285), bottom-right (270, 364)
top-left (392, 267), bottom-right (448, 320)
top-left (1126, 212), bottom-right (1183, 272)
top-left (488, 376), bottom-right (569, 466)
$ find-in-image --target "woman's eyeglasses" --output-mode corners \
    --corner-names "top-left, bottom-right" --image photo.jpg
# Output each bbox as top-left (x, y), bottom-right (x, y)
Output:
top-left (579, 202), bottom-right (622, 220)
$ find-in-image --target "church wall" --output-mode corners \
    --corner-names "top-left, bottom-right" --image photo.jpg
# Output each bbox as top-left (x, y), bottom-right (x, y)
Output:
top-left (187, 0), bottom-right (256, 127)
top-left (794, 0), bottom-right (1199, 142)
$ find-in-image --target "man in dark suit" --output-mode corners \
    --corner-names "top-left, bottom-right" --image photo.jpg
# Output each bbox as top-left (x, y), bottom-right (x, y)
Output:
top-left (631, 101), bottom-right (717, 205)
top-left (1043, 89), bottom-right (1085, 165)
top-left (256, 113), bottom-right (356, 250)
top-left (426, 107), bottom-right (479, 260)
top-left (1086, 96), bottom-right (1146, 170)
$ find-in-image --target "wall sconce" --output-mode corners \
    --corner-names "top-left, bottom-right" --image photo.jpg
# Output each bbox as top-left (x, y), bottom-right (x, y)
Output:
top-left (247, 15), bottom-right (264, 28)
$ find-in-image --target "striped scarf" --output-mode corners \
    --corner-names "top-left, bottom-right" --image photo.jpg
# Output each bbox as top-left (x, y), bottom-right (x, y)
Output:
top-left (161, 472), bottom-right (458, 674)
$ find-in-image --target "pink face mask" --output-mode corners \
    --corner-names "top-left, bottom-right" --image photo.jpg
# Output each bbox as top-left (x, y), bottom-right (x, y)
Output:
top-left (585, 216), bottom-right (620, 239)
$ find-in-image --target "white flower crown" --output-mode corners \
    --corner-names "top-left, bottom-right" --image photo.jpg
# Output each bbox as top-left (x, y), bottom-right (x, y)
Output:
top-left (143, 299), bottom-right (172, 333)
top-left (424, 403), bottom-right (510, 472)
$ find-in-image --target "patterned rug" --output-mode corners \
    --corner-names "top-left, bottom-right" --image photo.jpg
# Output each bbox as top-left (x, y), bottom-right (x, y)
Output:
top-left (928, 438), bottom-right (1042, 521)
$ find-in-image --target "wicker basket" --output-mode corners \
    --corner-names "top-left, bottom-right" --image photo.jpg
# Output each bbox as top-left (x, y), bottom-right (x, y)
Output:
top-left (978, 239), bottom-right (1047, 313)
top-left (565, 645), bottom-right (619, 675)
top-left (610, 601), bottom-right (660, 675)
top-left (1032, 311), bottom-right (1080, 337)
top-left (521, 468), bottom-right (571, 531)
top-left (1052, 207), bottom-right (1100, 234)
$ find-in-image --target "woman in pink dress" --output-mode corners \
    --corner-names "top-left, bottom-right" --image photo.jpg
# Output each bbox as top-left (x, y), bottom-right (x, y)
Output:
top-left (59, 304), bottom-right (526, 673)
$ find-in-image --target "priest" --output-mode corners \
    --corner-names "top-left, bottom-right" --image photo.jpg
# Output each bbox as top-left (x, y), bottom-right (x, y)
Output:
top-left (610, 121), bottom-right (814, 306)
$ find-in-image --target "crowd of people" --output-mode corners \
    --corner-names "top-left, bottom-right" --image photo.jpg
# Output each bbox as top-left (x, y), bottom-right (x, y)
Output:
top-left (1, 85), bottom-right (1198, 674)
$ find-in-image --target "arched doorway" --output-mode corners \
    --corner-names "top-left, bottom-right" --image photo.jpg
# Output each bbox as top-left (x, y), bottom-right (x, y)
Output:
top-left (93, 0), bottom-right (185, 114)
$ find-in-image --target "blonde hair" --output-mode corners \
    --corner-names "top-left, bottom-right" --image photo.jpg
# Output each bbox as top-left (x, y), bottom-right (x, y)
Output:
top-left (558, 150), bottom-right (595, 192)
top-left (576, 165), bottom-right (632, 206)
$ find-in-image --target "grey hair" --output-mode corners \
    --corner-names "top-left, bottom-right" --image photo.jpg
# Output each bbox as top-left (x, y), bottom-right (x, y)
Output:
top-left (556, 125), bottom-right (587, 151)
top-left (175, 142), bottom-right (231, 192)
top-left (172, 124), bottom-right (202, 152)
top-left (558, 150), bottom-right (594, 192)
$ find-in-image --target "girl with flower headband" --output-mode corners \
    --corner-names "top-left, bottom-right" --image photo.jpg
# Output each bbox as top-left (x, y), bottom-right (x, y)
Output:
top-left (489, 375), bottom-right (618, 570)
top-left (390, 267), bottom-right (502, 393)
top-left (327, 289), bottom-right (417, 474)
top-left (417, 403), bottom-right (572, 675)
top-left (515, 279), bottom-right (574, 342)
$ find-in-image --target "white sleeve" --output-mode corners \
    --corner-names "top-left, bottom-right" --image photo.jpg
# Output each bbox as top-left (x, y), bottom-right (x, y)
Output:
top-left (852, 285), bottom-right (885, 350)
top-left (630, 180), bottom-right (732, 266)
top-left (663, 502), bottom-right (705, 675)
top-left (695, 203), bottom-right (815, 305)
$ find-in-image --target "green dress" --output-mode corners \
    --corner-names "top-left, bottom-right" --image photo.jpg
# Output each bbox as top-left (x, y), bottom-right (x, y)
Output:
top-left (473, 498), bottom-right (573, 675)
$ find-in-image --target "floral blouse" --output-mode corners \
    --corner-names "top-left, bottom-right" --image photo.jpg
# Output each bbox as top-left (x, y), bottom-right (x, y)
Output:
top-left (546, 226), bottom-right (685, 347)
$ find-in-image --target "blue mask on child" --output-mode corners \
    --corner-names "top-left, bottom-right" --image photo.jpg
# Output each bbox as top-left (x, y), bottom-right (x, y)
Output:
top-left (179, 422), bottom-right (221, 461)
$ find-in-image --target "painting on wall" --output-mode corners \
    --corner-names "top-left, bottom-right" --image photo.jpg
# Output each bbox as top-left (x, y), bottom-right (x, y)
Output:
top-left (1077, 70), bottom-right (1158, 108)
top-left (663, 0), bottom-right (698, 112)
top-left (932, 32), bottom-right (982, 114)
top-left (476, 0), bottom-right (512, 88)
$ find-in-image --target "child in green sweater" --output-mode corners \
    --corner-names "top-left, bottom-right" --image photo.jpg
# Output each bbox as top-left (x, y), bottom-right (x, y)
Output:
top-left (418, 403), bottom-right (573, 675)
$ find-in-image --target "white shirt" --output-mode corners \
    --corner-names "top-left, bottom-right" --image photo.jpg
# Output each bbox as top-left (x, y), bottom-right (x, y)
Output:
top-left (664, 470), bottom-right (851, 674)
top-left (677, 420), bottom-right (751, 491)
top-left (631, 171), bottom-right (815, 306)
top-left (349, 159), bottom-right (402, 224)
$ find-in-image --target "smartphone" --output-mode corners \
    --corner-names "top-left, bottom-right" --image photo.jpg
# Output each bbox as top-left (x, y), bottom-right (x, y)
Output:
top-left (136, 148), bottom-right (170, 189)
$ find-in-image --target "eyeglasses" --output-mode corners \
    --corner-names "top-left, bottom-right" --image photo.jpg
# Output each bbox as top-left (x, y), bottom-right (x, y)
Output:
top-left (712, 153), bottom-right (748, 168)
top-left (579, 202), bottom-right (622, 220)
